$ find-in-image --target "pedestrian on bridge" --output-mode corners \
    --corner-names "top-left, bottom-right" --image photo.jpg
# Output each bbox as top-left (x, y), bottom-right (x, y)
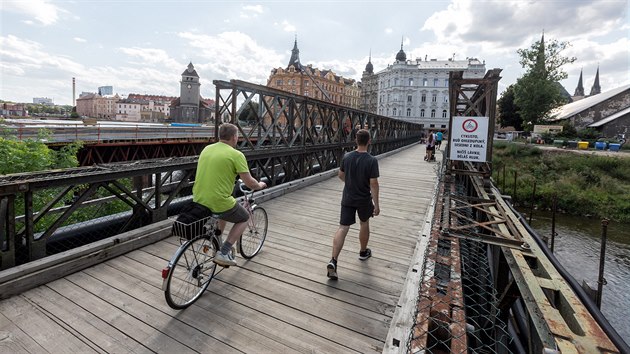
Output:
top-left (327, 129), bottom-right (380, 280)
top-left (192, 123), bottom-right (267, 267)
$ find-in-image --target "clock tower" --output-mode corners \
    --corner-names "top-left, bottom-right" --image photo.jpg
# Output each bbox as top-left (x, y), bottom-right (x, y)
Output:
top-left (180, 62), bottom-right (201, 106)
top-left (170, 62), bottom-right (213, 123)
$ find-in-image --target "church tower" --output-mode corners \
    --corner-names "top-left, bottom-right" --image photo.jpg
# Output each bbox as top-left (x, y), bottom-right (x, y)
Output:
top-left (590, 66), bottom-right (601, 96)
top-left (574, 69), bottom-right (584, 97)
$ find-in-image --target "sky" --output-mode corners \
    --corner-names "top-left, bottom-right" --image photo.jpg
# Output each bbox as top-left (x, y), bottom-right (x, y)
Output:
top-left (1, 0), bottom-right (629, 106)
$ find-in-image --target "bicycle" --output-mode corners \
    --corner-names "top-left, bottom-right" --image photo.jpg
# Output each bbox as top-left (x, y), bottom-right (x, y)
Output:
top-left (161, 181), bottom-right (268, 309)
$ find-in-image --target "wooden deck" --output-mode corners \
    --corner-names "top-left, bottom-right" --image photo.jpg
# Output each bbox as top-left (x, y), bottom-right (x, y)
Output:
top-left (0, 143), bottom-right (441, 353)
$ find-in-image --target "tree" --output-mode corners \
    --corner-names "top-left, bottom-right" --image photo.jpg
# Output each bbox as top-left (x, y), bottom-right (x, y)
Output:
top-left (237, 101), bottom-right (260, 126)
top-left (497, 84), bottom-right (523, 130)
top-left (513, 34), bottom-right (576, 131)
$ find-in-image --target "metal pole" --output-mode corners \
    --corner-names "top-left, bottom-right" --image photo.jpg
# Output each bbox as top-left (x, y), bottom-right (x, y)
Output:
top-left (513, 170), bottom-right (517, 204)
top-left (528, 180), bottom-right (536, 224)
top-left (550, 195), bottom-right (557, 253)
top-left (595, 219), bottom-right (609, 309)
top-left (502, 164), bottom-right (506, 192)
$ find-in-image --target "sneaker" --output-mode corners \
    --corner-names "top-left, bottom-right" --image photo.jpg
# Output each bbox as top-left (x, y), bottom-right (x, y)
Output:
top-left (214, 251), bottom-right (237, 267)
top-left (359, 248), bottom-right (372, 261)
top-left (326, 260), bottom-right (338, 280)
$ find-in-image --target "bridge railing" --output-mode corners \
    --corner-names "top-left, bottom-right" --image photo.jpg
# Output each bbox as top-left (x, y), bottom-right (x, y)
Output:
top-left (0, 79), bottom-right (422, 270)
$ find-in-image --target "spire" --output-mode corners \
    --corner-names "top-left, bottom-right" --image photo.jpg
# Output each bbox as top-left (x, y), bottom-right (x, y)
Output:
top-left (590, 65), bottom-right (601, 95)
top-left (287, 35), bottom-right (301, 71)
top-left (535, 30), bottom-right (546, 78)
top-left (395, 37), bottom-right (407, 62)
top-left (365, 49), bottom-right (373, 74)
top-left (574, 69), bottom-right (584, 96)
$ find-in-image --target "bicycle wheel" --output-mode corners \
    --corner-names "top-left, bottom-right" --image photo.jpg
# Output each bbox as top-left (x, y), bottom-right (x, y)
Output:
top-left (239, 206), bottom-right (268, 259)
top-left (164, 236), bottom-right (218, 309)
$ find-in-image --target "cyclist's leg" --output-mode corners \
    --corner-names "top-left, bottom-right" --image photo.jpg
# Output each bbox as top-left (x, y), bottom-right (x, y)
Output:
top-left (218, 203), bottom-right (250, 246)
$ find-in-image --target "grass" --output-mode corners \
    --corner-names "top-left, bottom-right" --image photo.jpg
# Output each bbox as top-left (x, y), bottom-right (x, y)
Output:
top-left (492, 142), bottom-right (630, 223)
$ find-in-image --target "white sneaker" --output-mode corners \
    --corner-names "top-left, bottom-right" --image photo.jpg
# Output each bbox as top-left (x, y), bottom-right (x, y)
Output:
top-left (214, 251), bottom-right (237, 267)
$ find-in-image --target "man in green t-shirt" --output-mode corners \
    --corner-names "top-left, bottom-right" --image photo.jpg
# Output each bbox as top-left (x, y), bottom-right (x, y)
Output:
top-left (193, 123), bottom-right (266, 266)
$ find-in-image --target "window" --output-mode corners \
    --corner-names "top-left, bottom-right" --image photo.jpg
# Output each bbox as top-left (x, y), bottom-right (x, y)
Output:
top-left (420, 109), bottom-right (425, 117)
top-left (393, 108), bottom-right (397, 116)
top-left (276, 79), bottom-right (283, 86)
top-left (432, 94), bottom-right (437, 102)
top-left (421, 93), bottom-right (426, 102)
top-left (441, 125), bottom-right (447, 128)
top-left (387, 94), bottom-right (391, 102)
top-left (394, 78), bottom-right (398, 86)
top-left (305, 90), bottom-right (309, 97)
top-left (442, 110), bottom-right (447, 118)
top-left (434, 78), bottom-right (439, 86)
top-left (407, 95), bottom-right (412, 102)
top-left (409, 78), bottom-right (414, 86)
top-left (430, 124), bottom-right (435, 128)
top-left (445, 78), bottom-right (449, 87)
top-left (423, 78), bottom-right (428, 86)
top-left (444, 96), bottom-right (448, 103)
top-left (305, 81), bottom-right (310, 86)
top-left (431, 109), bottom-right (436, 118)
top-left (407, 108), bottom-right (411, 117)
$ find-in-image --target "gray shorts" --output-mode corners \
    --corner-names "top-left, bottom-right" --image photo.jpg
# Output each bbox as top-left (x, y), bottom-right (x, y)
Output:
top-left (218, 203), bottom-right (249, 223)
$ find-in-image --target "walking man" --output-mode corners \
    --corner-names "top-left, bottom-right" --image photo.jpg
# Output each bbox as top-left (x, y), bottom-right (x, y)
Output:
top-left (327, 129), bottom-right (380, 280)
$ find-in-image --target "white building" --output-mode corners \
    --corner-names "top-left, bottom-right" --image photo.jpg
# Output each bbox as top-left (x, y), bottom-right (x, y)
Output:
top-left (33, 97), bottom-right (54, 105)
top-left (363, 44), bottom-right (486, 129)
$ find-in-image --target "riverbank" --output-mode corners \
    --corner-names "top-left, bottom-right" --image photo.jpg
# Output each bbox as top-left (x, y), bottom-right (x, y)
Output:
top-left (492, 142), bottom-right (630, 223)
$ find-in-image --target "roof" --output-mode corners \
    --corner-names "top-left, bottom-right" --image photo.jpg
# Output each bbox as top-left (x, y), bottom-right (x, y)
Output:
top-left (550, 84), bottom-right (630, 120)
top-left (588, 106), bottom-right (630, 127)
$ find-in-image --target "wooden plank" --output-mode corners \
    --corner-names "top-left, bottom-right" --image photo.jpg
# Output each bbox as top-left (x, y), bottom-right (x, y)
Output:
top-left (0, 220), bottom-right (173, 299)
top-left (98, 254), bottom-right (366, 353)
top-left (0, 311), bottom-right (47, 354)
top-left (0, 294), bottom-right (99, 353)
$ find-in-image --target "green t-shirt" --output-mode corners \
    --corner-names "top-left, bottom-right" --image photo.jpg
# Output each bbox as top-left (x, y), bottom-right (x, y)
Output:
top-left (192, 142), bottom-right (249, 213)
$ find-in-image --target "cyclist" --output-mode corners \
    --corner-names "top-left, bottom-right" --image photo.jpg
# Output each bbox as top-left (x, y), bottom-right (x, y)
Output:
top-left (193, 123), bottom-right (266, 267)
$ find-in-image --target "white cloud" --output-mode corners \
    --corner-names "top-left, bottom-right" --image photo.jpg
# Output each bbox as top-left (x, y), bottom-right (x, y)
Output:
top-left (243, 5), bottom-right (263, 14)
top-left (384, 28), bottom-right (393, 34)
top-left (240, 4), bottom-right (264, 19)
top-left (73, 37), bottom-right (86, 43)
top-left (281, 20), bottom-right (296, 32)
top-left (117, 47), bottom-right (180, 68)
top-left (177, 31), bottom-right (285, 93)
top-left (3, 0), bottom-right (64, 25)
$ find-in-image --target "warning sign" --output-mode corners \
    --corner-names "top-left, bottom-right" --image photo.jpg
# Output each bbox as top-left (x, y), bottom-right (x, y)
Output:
top-left (449, 116), bottom-right (489, 162)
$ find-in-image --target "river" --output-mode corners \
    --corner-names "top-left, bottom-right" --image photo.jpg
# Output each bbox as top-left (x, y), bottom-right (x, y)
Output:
top-left (522, 210), bottom-right (630, 341)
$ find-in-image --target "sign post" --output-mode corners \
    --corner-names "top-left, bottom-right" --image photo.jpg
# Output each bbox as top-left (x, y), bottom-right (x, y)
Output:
top-left (449, 116), bottom-right (489, 163)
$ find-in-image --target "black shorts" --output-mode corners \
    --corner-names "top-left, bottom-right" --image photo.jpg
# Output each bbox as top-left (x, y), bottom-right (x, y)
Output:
top-left (340, 203), bottom-right (374, 226)
top-left (218, 203), bottom-right (249, 223)
top-left (426, 145), bottom-right (435, 151)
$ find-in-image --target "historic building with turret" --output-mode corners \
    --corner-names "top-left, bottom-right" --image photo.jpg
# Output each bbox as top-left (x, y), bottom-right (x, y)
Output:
top-left (267, 39), bottom-right (360, 109)
top-left (572, 67), bottom-right (601, 102)
top-left (360, 42), bottom-right (486, 129)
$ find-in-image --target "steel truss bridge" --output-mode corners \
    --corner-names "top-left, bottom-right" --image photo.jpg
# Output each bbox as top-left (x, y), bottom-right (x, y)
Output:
top-left (1, 75), bottom-right (627, 353)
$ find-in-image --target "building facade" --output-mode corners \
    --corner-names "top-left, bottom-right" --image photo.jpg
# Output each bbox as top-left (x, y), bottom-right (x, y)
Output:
top-left (361, 44), bottom-right (486, 129)
top-left (267, 39), bottom-right (360, 109)
top-left (98, 86), bottom-right (113, 96)
top-left (75, 93), bottom-right (120, 119)
top-left (33, 97), bottom-right (54, 105)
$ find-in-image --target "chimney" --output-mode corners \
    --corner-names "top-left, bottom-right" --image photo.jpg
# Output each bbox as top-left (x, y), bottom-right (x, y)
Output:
top-left (72, 77), bottom-right (76, 106)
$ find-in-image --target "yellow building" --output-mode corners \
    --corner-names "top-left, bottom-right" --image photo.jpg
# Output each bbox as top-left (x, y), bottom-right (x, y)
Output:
top-left (267, 39), bottom-right (359, 109)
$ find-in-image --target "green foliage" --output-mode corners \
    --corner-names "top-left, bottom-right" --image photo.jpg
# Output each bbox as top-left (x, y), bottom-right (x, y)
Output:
top-left (497, 84), bottom-right (523, 130)
top-left (513, 36), bottom-right (576, 131)
top-left (494, 145), bottom-right (630, 222)
top-left (0, 130), bottom-right (82, 174)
